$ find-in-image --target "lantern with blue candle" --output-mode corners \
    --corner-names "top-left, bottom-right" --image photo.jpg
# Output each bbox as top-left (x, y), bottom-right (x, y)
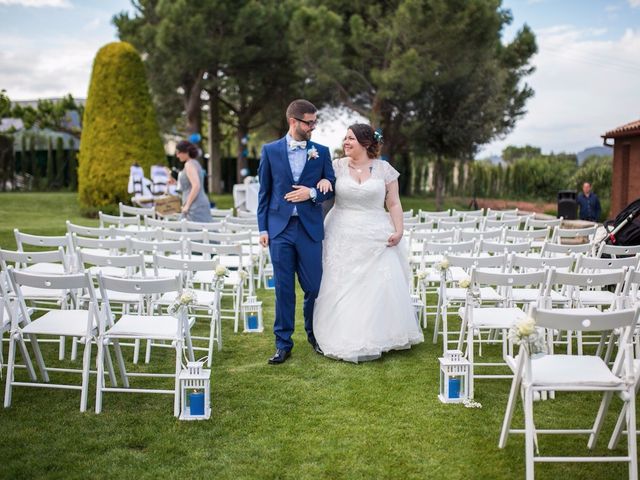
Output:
top-left (438, 350), bottom-right (470, 403)
top-left (242, 295), bottom-right (263, 333)
top-left (179, 358), bottom-right (211, 420)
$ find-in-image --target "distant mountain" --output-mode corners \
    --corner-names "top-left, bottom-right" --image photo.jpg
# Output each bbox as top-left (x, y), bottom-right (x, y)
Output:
top-left (577, 145), bottom-right (612, 165)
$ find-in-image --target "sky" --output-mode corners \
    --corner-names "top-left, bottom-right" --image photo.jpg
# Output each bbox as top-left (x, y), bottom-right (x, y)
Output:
top-left (1, 0), bottom-right (640, 157)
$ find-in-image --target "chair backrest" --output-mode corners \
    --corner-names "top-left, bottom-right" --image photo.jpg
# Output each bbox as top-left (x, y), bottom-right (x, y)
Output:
top-left (424, 240), bottom-right (476, 256)
top-left (0, 247), bottom-right (68, 272)
top-left (575, 253), bottom-right (640, 273)
top-left (99, 212), bottom-right (141, 229)
top-left (14, 229), bottom-right (72, 252)
top-left (530, 305), bottom-right (638, 333)
top-left (130, 238), bottom-right (184, 256)
top-left (66, 221), bottom-right (114, 239)
top-left (412, 229), bottom-right (455, 244)
top-left (458, 228), bottom-right (504, 243)
top-left (119, 202), bottom-right (156, 218)
top-left (540, 241), bottom-right (593, 257)
top-left (72, 234), bottom-right (131, 253)
top-left (459, 208), bottom-right (484, 219)
top-left (525, 216), bottom-right (562, 230)
top-left (78, 249), bottom-right (146, 277)
top-left (110, 227), bottom-right (159, 241)
top-left (471, 267), bottom-right (547, 288)
top-left (144, 216), bottom-right (186, 231)
top-left (547, 268), bottom-right (627, 290)
top-left (187, 241), bottom-right (245, 265)
top-left (234, 209), bottom-right (256, 218)
top-left (419, 209), bottom-right (451, 220)
top-left (225, 216), bottom-right (258, 226)
top-left (551, 225), bottom-right (597, 244)
top-left (478, 239), bottom-right (531, 255)
top-left (484, 217), bottom-right (522, 230)
top-left (153, 253), bottom-right (217, 275)
top-left (160, 229), bottom-right (209, 242)
top-left (504, 227), bottom-right (549, 243)
top-left (97, 272), bottom-right (181, 296)
top-left (210, 207), bottom-right (234, 218)
top-left (184, 220), bottom-right (225, 232)
top-left (438, 219), bottom-right (477, 231)
top-left (509, 253), bottom-right (575, 272)
top-left (206, 231), bottom-right (253, 245)
top-left (448, 254), bottom-right (508, 271)
top-left (8, 268), bottom-right (97, 328)
top-left (596, 243), bottom-right (640, 258)
top-left (223, 220), bottom-right (257, 233)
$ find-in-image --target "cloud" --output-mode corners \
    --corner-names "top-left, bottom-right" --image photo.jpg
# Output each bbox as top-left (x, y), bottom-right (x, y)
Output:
top-left (480, 25), bottom-right (640, 157)
top-left (0, 33), bottom-right (98, 100)
top-left (0, 0), bottom-right (71, 7)
top-left (628, 0), bottom-right (640, 7)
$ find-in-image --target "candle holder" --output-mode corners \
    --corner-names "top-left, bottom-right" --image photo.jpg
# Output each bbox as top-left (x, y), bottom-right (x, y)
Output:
top-left (179, 359), bottom-right (211, 420)
top-left (241, 295), bottom-right (264, 333)
top-left (438, 350), bottom-right (470, 404)
top-left (263, 264), bottom-right (275, 290)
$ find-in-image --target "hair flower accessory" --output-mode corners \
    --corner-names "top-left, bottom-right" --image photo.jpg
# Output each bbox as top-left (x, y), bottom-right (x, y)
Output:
top-left (307, 146), bottom-right (319, 160)
top-left (373, 129), bottom-right (384, 144)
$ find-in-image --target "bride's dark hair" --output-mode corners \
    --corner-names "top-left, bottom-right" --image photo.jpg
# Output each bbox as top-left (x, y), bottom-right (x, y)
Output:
top-left (348, 123), bottom-right (382, 159)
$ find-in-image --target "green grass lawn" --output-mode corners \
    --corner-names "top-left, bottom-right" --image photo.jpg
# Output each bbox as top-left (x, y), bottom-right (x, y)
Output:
top-left (0, 192), bottom-right (634, 479)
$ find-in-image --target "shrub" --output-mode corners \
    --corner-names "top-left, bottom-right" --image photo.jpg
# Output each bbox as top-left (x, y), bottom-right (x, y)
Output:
top-left (78, 41), bottom-right (165, 211)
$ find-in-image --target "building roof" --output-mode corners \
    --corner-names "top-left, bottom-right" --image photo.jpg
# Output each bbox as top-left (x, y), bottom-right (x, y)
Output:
top-left (602, 119), bottom-right (640, 139)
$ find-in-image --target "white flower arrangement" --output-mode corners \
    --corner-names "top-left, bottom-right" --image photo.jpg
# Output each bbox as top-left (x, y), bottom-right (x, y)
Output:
top-left (508, 316), bottom-right (547, 357)
top-left (167, 289), bottom-right (197, 317)
top-left (238, 269), bottom-right (248, 281)
top-left (416, 270), bottom-right (428, 280)
top-left (215, 264), bottom-right (228, 277)
top-left (463, 398), bottom-right (482, 409)
top-left (436, 257), bottom-right (450, 271)
top-left (458, 277), bottom-right (471, 289)
top-left (307, 146), bottom-right (319, 160)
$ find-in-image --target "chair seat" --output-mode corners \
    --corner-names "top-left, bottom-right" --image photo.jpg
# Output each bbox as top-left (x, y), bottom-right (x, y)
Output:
top-left (22, 309), bottom-right (96, 337)
top-left (531, 354), bottom-right (624, 388)
top-left (445, 287), bottom-right (503, 302)
top-left (23, 263), bottom-right (66, 275)
top-left (510, 288), bottom-right (568, 303)
top-left (106, 314), bottom-right (187, 340)
top-left (467, 307), bottom-right (527, 328)
top-left (578, 290), bottom-right (617, 305)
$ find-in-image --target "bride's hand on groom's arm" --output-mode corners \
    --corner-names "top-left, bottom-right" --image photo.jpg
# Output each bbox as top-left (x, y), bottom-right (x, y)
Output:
top-left (316, 179), bottom-right (333, 194)
top-left (387, 231), bottom-right (403, 247)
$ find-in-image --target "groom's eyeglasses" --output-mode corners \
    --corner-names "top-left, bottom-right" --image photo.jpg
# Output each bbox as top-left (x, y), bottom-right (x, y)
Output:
top-left (294, 117), bottom-right (318, 128)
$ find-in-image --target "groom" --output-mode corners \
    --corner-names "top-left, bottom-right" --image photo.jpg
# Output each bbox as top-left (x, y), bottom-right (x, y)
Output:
top-left (257, 99), bottom-right (336, 364)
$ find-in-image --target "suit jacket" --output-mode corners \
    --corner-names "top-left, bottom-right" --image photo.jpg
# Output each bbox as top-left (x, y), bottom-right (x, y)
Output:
top-left (257, 137), bottom-right (335, 241)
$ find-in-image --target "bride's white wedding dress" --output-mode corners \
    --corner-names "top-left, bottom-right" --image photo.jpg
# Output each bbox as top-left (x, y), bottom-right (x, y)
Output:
top-left (313, 157), bottom-right (424, 363)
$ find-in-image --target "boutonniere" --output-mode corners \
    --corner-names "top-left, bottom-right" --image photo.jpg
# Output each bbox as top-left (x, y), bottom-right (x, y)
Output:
top-left (307, 146), bottom-right (319, 160)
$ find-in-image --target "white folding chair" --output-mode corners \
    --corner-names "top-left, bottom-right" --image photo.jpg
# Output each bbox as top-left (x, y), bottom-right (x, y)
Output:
top-left (152, 254), bottom-right (223, 365)
top-left (4, 269), bottom-right (103, 412)
top-left (551, 225), bottom-right (598, 245)
top-left (119, 202), bottom-right (156, 219)
top-left (66, 221), bottom-right (114, 239)
top-left (459, 268), bottom-right (547, 398)
top-left (95, 273), bottom-right (193, 417)
top-left (14, 230), bottom-right (74, 274)
top-left (597, 243), bottom-right (640, 258)
top-left (499, 306), bottom-right (639, 480)
top-left (99, 211), bottom-right (141, 229)
top-left (539, 241), bottom-right (593, 258)
top-left (525, 216), bottom-right (563, 230)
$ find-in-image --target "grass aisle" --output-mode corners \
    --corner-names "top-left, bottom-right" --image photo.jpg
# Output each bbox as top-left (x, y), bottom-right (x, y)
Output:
top-left (0, 193), bottom-right (632, 479)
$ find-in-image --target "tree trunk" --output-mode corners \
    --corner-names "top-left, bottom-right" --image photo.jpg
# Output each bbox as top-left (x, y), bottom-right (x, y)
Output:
top-left (434, 154), bottom-right (445, 211)
top-left (184, 79), bottom-right (202, 135)
top-left (207, 94), bottom-right (223, 194)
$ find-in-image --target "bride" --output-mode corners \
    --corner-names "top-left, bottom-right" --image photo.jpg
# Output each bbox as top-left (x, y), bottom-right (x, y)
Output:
top-left (313, 123), bottom-right (424, 363)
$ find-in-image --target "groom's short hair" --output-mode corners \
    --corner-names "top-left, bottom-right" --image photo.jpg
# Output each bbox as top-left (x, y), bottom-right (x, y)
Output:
top-left (286, 99), bottom-right (317, 120)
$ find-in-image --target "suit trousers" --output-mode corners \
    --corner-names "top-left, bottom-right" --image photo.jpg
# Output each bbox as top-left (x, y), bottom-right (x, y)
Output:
top-left (269, 216), bottom-right (322, 351)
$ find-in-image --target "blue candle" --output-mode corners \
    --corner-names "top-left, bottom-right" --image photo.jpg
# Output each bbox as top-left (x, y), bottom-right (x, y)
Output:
top-left (448, 378), bottom-right (461, 399)
top-left (247, 314), bottom-right (258, 330)
top-left (267, 276), bottom-right (275, 288)
top-left (190, 391), bottom-right (205, 415)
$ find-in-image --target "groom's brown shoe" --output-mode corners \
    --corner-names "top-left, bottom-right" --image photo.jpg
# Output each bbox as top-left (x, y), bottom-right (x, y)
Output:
top-left (268, 349), bottom-right (291, 365)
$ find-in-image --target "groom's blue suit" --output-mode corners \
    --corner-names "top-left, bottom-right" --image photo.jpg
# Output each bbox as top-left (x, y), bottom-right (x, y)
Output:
top-left (257, 136), bottom-right (335, 351)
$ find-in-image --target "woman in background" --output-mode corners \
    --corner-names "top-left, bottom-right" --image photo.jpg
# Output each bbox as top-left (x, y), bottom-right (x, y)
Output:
top-left (174, 140), bottom-right (212, 222)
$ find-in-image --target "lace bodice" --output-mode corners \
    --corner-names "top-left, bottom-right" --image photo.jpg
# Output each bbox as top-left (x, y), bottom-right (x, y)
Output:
top-left (332, 157), bottom-right (400, 213)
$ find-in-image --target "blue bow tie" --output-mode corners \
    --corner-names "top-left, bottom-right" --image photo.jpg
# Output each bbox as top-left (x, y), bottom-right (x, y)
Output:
top-left (288, 140), bottom-right (307, 150)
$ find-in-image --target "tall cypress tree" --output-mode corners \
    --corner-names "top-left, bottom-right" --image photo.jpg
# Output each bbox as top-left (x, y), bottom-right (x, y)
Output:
top-left (79, 41), bottom-right (165, 210)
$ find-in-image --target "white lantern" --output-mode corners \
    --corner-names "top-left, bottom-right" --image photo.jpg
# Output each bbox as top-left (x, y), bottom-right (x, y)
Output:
top-left (438, 350), bottom-right (470, 403)
top-left (263, 264), bottom-right (275, 289)
top-left (242, 295), bottom-right (263, 333)
top-left (179, 360), bottom-right (211, 420)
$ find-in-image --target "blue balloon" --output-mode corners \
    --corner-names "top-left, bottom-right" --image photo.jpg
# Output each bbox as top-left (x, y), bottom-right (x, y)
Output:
top-left (189, 133), bottom-right (202, 143)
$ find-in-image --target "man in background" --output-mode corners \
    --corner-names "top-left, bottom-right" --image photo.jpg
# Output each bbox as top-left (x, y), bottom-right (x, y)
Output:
top-left (577, 181), bottom-right (601, 222)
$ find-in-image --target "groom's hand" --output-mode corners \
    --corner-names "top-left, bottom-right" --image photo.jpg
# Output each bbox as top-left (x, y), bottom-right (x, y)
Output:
top-left (284, 185), bottom-right (312, 203)
top-left (259, 233), bottom-right (269, 247)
